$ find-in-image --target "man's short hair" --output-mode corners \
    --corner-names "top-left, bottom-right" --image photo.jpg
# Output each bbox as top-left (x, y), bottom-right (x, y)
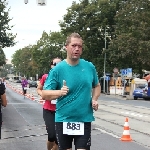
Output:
top-left (65, 32), bottom-right (83, 46)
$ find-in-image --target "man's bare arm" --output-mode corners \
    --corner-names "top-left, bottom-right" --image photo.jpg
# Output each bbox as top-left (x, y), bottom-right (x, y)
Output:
top-left (42, 84), bottom-right (69, 100)
top-left (37, 83), bottom-right (60, 100)
top-left (92, 83), bottom-right (101, 100)
top-left (41, 90), bottom-right (61, 100)
top-left (1, 93), bottom-right (7, 107)
top-left (92, 83), bottom-right (101, 111)
top-left (37, 83), bottom-right (43, 97)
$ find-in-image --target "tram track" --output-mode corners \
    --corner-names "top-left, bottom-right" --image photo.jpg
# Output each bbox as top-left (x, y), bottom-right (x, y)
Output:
top-left (94, 116), bottom-right (150, 149)
top-left (99, 103), bottom-right (150, 124)
top-left (1, 124), bottom-right (47, 140)
top-left (93, 100), bottom-right (150, 149)
top-left (95, 116), bottom-right (150, 137)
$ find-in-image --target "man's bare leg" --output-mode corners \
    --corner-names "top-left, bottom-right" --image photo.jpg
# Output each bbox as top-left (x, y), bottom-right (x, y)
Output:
top-left (47, 141), bottom-right (55, 150)
top-left (51, 142), bottom-right (58, 150)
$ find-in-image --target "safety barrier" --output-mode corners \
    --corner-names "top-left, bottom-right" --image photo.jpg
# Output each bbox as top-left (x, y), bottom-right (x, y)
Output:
top-left (110, 86), bottom-right (124, 95)
top-left (6, 83), bottom-right (44, 105)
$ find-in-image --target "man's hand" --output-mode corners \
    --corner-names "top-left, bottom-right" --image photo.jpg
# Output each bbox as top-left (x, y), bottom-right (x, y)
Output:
top-left (92, 100), bottom-right (99, 111)
top-left (60, 80), bottom-right (69, 96)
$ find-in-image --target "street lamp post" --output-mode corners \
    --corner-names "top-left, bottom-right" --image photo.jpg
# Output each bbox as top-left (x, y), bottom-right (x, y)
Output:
top-left (103, 27), bottom-right (111, 94)
top-left (103, 27), bottom-right (107, 93)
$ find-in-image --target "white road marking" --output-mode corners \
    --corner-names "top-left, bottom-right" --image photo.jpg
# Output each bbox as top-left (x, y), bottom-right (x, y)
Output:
top-left (95, 128), bottom-right (120, 138)
top-left (121, 112), bottom-right (148, 118)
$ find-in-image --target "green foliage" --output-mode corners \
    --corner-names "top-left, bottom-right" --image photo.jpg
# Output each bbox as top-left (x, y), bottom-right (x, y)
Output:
top-left (32, 31), bottom-right (65, 74)
top-left (0, 0), bottom-right (16, 48)
top-left (11, 46), bottom-right (32, 77)
top-left (0, 63), bottom-right (12, 77)
top-left (108, 0), bottom-right (150, 74)
top-left (0, 48), bottom-right (6, 66)
top-left (11, 31), bottom-right (66, 78)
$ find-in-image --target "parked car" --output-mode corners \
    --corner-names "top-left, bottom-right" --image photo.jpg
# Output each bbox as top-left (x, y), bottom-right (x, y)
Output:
top-left (133, 85), bottom-right (147, 100)
top-left (29, 80), bottom-right (37, 88)
top-left (143, 86), bottom-right (150, 100)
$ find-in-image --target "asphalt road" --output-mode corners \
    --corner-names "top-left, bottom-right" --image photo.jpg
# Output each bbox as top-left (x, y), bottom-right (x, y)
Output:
top-left (0, 82), bottom-right (149, 150)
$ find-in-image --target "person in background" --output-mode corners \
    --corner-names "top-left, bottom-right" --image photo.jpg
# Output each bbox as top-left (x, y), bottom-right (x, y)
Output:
top-left (0, 79), bottom-right (7, 107)
top-left (37, 57), bottom-right (61, 150)
top-left (37, 74), bottom-right (43, 87)
top-left (42, 33), bottom-right (101, 150)
top-left (21, 77), bottom-right (28, 98)
top-left (2, 77), bottom-right (6, 90)
top-left (0, 79), bottom-right (7, 139)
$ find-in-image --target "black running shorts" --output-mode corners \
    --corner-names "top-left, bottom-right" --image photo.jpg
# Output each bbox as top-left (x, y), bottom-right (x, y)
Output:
top-left (55, 122), bottom-right (91, 150)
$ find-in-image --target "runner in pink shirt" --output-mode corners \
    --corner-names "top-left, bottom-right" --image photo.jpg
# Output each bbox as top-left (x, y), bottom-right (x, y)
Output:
top-left (37, 57), bottom-right (61, 150)
top-left (40, 74), bottom-right (56, 111)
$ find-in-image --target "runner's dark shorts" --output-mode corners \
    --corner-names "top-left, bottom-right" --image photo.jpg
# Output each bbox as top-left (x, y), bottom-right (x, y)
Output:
top-left (43, 109), bottom-right (57, 144)
top-left (55, 122), bottom-right (91, 150)
top-left (22, 88), bottom-right (27, 95)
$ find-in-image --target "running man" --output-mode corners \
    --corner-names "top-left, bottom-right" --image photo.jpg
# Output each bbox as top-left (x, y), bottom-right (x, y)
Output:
top-left (42, 33), bottom-right (101, 150)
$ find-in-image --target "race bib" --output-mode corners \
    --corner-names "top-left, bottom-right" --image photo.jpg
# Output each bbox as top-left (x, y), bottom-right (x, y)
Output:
top-left (51, 99), bottom-right (57, 104)
top-left (24, 87), bottom-right (28, 90)
top-left (63, 122), bottom-right (84, 135)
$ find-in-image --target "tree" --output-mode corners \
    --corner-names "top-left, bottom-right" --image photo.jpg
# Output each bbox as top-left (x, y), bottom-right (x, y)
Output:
top-left (12, 31), bottom-right (66, 78)
top-left (0, 47), bottom-right (6, 66)
top-left (0, 0), bottom-right (16, 48)
top-left (11, 46), bottom-right (32, 77)
top-left (32, 31), bottom-right (66, 75)
top-left (0, 0), bottom-right (16, 67)
top-left (108, 0), bottom-right (150, 74)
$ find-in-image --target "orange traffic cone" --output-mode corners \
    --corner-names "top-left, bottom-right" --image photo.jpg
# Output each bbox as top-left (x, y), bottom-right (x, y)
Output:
top-left (31, 94), bottom-right (34, 100)
top-left (39, 97), bottom-right (45, 105)
top-left (26, 94), bottom-right (30, 99)
top-left (120, 117), bottom-right (132, 141)
top-left (28, 94), bottom-right (30, 99)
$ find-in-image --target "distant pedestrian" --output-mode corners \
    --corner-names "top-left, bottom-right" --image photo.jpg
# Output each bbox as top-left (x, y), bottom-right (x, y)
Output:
top-left (2, 77), bottom-right (6, 89)
top-left (37, 57), bottom-right (61, 150)
top-left (21, 77), bottom-right (28, 98)
top-left (0, 80), bottom-right (7, 107)
top-left (0, 79), bottom-right (7, 139)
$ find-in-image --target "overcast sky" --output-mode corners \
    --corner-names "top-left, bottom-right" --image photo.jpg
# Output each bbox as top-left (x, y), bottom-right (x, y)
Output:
top-left (3, 0), bottom-right (79, 60)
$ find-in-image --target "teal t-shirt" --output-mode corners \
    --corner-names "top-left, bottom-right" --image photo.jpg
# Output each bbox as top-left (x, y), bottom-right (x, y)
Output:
top-left (44, 59), bottom-right (99, 122)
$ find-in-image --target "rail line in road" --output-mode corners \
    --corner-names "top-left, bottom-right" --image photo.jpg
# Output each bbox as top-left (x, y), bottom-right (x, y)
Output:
top-left (100, 101), bottom-right (150, 122)
top-left (93, 100), bottom-right (150, 149)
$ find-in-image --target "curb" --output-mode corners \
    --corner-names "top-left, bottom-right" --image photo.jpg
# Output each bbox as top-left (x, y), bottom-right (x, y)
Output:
top-left (6, 83), bottom-right (44, 105)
